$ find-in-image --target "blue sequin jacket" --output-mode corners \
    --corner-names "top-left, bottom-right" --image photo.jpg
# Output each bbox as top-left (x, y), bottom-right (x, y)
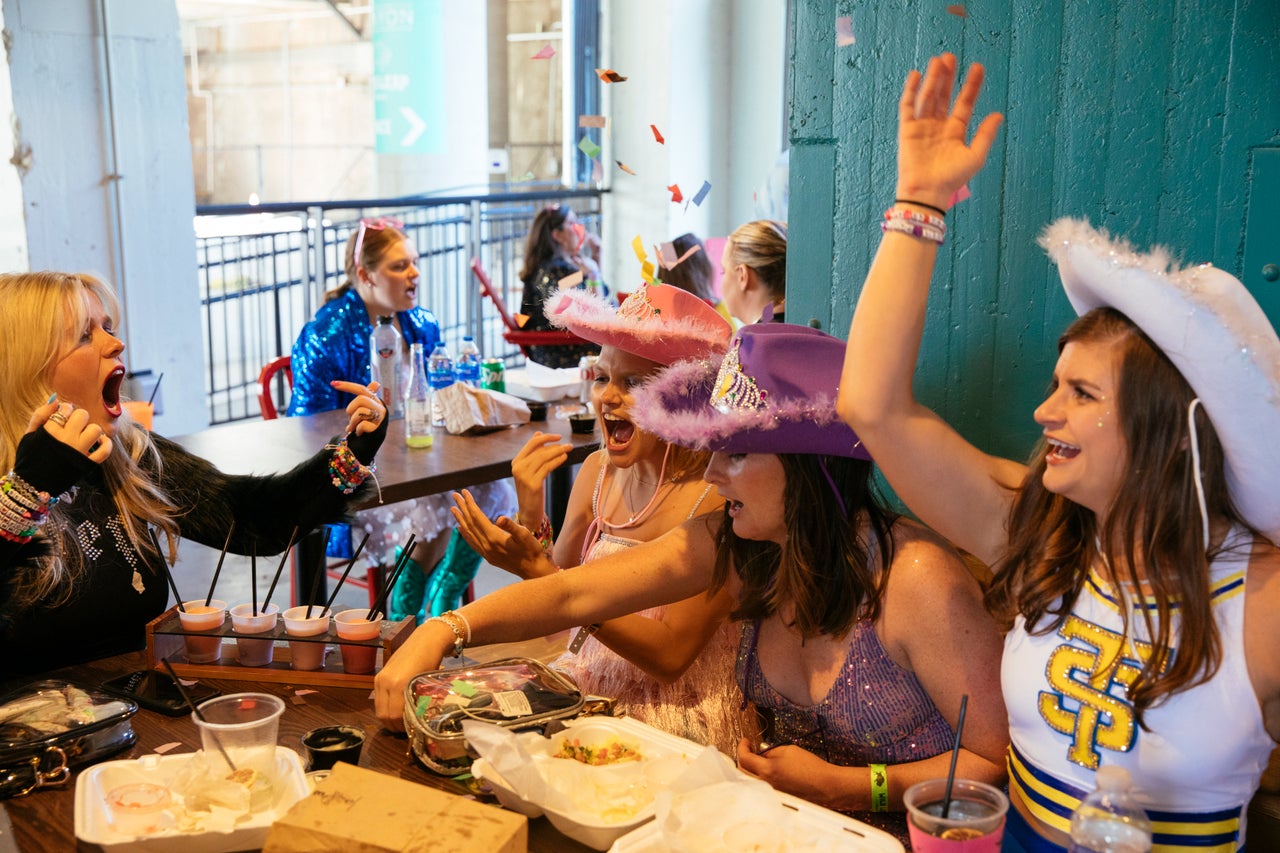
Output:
top-left (288, 287), bottom-right (441, 415)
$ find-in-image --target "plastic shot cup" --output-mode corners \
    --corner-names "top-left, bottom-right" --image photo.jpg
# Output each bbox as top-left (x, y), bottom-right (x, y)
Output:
top-left (229, 603), bottom-right (280, 667)
top-left (904, 778), bottom-right (1009, 853)
top-left (300, 725), bottom-right (366, 771)
top-left (333, 610), bottom-right (382, 675)
top-left (193, 692), bottom-right (285, 777)
top-left (177, 599), bottom-right (227, 663)
top-left (282, 606), bottom-right (331, 671)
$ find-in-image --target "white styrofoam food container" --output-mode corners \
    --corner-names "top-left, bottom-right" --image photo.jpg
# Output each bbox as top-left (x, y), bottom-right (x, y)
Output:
top-left (471, 715), bottom-right (703, 850)
top-left (502, 366), bottom-right (581, 402)
top-left (75, 747), bottom-right (308, 852)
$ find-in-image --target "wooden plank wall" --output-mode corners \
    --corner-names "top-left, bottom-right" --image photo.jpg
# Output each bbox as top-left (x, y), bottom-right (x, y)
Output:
top-left (787, 0), bottom-right (1280, 462)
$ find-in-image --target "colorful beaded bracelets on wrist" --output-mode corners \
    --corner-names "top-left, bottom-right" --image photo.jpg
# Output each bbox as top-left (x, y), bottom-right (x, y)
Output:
top-left (869, 763), bottom-right (889, 812)
top-left (427, 610), bottom-right (472, 658)
top-left (531, 515), bottom-right (555, 556)
top-left (0, 471), bottom-right (60, 543)
top-left (326, 439), bottom-right (377, 495)
top-left (882, 206), bottom-right (947, 245)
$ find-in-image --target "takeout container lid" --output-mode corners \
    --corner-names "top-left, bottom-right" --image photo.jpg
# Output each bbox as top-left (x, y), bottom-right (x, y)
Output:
top-left (0, 680), bottom-right (138, 770)
top-left (403, 657), bottom-right (585, 775)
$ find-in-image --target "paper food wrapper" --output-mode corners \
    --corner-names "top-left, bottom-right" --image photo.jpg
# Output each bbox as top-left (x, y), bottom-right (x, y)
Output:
top-left (262, 762), bottom-right (526, 853)
top-left (464, 720), bottom-right (734, 826)
top-left (438, 384), bottom-right (531, 435)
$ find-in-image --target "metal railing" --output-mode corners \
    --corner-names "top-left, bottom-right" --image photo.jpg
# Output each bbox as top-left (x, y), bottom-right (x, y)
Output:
top-left (195, 188), bottom-right (602, 424)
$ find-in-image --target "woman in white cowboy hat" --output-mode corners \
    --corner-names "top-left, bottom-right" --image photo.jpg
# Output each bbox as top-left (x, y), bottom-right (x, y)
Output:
top-left (450, 282), bottom-right (741, 754)
top-left (377, 322), bottom-right (1007, 838)
top-left (838, 54), bottom-right (1280, 851)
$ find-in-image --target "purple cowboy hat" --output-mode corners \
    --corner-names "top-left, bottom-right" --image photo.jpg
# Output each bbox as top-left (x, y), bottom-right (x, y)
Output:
top-left (630, 323), bottom-right (871, 458)
top-left (546, 282), bottom-right (733, 366)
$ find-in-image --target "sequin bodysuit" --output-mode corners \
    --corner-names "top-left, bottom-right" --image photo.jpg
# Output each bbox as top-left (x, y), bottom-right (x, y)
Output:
top-left (550, 469), bottom-right (743, 755)
top-left (736, 618), bottom-right (954, 766)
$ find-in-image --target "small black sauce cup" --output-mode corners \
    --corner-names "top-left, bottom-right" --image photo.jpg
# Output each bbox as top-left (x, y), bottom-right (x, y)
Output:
top-left (301, 724), bottom-right (366, 771)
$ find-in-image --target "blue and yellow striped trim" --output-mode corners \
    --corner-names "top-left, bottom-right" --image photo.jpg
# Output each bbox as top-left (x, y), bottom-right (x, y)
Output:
top-left (1085, 569), bottom-right (1245, 614)
top-left (1008, 745), bottom-right (1242, 851)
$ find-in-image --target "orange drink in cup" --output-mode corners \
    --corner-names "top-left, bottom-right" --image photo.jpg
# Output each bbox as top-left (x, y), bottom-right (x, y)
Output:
top-left (282, 606), bottom-right (331, 671)
top-left (333, 610), bottom-right (382, 674)
top-left (230, 603), bottom-right (280, 667)
top-left (121, 400), bottom-right (154, 430)
top-left (178, 599), bottom-right (227, 663)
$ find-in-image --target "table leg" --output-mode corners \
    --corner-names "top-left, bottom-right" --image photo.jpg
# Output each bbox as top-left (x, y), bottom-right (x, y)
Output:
top-left (547, 462), bottom-right (578, 533)
top-left (293, 529), bottom-right (329, 607)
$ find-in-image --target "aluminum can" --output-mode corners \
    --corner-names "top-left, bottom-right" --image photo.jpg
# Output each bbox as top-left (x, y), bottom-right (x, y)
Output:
top-left (480, 358), bottom-right (505, 393)
top-left (578, 354), bottom-right (598, 404)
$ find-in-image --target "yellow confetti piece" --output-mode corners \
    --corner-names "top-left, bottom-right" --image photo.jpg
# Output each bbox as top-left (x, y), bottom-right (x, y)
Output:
top-left (631, 234), bottom-right (647, 263)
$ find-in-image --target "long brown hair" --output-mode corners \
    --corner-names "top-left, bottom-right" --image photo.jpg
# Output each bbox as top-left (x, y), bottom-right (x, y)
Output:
top-left (712, 453), bottom-right (898, 639)
top-left (519, 205), bottom-right (572, 286)
top-left (657, 233), bottom-right (716, 302)
top-left (988, 307), bottom-right (1249, 724)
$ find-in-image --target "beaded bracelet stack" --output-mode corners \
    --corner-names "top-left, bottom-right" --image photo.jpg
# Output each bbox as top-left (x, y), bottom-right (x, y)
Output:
top-left (0, 471), bottom-right (59, 544)
top-left (882, 203), bottom-right (947, 244)
top-left (326, 439), bottom-right (376, 495)
top-left (427, 609), bottom-right (472, 658)
top-left (531, 515), bottom-right (555, 557)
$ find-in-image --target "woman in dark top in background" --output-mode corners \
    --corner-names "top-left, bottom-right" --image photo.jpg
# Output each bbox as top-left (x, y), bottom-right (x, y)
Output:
top-left (518, 204), bottom-right (606, 368)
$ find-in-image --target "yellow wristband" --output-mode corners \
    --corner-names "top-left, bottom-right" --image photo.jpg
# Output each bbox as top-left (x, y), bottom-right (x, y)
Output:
top-left (869, 763), bottom-right (888, 812)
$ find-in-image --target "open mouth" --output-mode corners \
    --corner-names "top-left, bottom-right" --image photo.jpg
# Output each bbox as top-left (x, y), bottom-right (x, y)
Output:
top-left (1046, 438), bottom-right (1080, 461)
top-left (602, 412), bottom-right (635, 451)
top-left (102, 366), bottom-right (126, 417)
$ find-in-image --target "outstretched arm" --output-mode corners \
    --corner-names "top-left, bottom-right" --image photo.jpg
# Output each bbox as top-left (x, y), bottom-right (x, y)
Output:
top-left (837, 54), bottom-right (1021, 566)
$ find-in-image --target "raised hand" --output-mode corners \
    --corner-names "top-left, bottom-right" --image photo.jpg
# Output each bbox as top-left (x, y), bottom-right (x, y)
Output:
top-left (333, 379), bottom-right (387, 436)
top-left (450, 489), bottom-right (557, 579)
top-left (511, 432), bottom-right (572, 528)
top-left (35, 400), bottom-right (112, 464)
top-left (895, 53), bottom-right (1003, 210)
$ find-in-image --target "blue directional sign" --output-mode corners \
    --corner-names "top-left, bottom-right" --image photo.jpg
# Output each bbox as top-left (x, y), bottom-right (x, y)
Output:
top-left (372, 0), bottom-right (445, 154)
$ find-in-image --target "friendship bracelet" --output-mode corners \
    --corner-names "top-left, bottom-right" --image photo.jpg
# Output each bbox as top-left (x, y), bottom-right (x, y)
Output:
top-left (531, 515), bottom-right (555, 556)
top-left (427, 614), bottom-right (467, 658)
top-left (881, 215), bottom-right (947, 245)
top-left (325, 440), bottom-right (377, 495)
top-left (440, 609), bottom-right (472, 645)
top-left (0, 472), bottom-right (59, 543)
top-left (894, 198), bottom-right (947, 217)
top-left (869, 763), bottom-right (889, 812)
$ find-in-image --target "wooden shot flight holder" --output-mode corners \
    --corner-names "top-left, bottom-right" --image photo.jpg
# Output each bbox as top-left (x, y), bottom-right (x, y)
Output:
top-left (144, 605), bottom-right (415, 687)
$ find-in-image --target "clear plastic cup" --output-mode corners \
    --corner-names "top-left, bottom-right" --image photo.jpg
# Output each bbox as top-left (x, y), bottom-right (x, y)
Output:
top-left (229, 603), bottom-right (280, 667)
top-left (178, 599), bottom-right (227, 663)
top-left (193, 692), bottom-right (285, 777)
top-left (333, 610), bottom-right (382, 674)
top-left (282, 606), bottom-right (331, 671)
top-left (904, 778), bottom-right (1009, 853)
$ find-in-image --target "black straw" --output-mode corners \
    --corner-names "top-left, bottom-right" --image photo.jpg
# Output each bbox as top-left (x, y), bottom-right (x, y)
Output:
top-left (303, 527), bottom-right (334, 617)
top-left (146, 372), bottom-right (165, 405)
top-left (205, 521), bottom-right (235, 606)
top-left (367, 534), bottom-right (417, 620)
top-left (321, 531), bottom-right (371, 615)
top-left (250, 542), bottom-right (258, 615)
top-left (148, 528), bottom-right (185, 613)
top-left (940, 694), bottom-right (969, 819)
top-left (161, 658), bottom-right (236, 771)
top-left (261, 527), bottom-right (299, 611)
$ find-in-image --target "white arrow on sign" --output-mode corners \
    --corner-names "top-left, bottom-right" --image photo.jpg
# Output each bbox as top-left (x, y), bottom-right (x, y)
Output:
top-left (400, 107), bottom-right (427, 148)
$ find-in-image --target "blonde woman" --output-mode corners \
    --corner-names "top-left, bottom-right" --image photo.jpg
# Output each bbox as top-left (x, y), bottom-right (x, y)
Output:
top-left (719, 219), bottom-right (788, 324)
top-left (0, 271), bottom-right (387, 674)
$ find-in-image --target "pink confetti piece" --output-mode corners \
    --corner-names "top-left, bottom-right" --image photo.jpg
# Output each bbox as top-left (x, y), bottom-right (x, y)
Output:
top-left (578, 115), bottom-right (607, 128)
top-left (836, 16), bottom-right (856, 47)
top-left (656, 242), bottom-right (677, 269)
top-left (947, 4), bottom-right (968, 17)
top-left (295, 688), bottom-right (318, 695)
top-left (558, 270), bottom-right (584, 290)
top-left (948, 184), bottom-right (971, 207)
top-left (650, 124), bottom-right (665, 144)
top-left (691, 180), bottom-right (712, 206)
top-left (615, 160), bottom-right (637, 176)
top-left (531, 44), bottom-right (556, 60)
top-left (671, 243), bottom-right (702, 269)
top-left (153, 742), bottom-right (181, 754)
top-left (595, 68), bottom-right (627, 83)
top-left (591, 158), bottom-right (604, 183)
top-left (667, 184), bottom-right (683, 203)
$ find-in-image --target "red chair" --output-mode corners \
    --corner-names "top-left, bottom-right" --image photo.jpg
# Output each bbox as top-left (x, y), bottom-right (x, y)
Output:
top-left (254, 357), bottom-right (476, 610)
top-left (470, 258), bottom-right (588, 359)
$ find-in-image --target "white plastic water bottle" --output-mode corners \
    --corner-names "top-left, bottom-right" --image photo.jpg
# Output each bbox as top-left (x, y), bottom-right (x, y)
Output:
top-left (369, 316), bottom-right (402, 419)
top-left (455, 335), bottom-right (482, 387)
top-left (1068, 767), bottom-right (1153, 853)
top-left (427, 342), bottom-right (455, 427)
top-left (403, 343), bottom-right (433, 448)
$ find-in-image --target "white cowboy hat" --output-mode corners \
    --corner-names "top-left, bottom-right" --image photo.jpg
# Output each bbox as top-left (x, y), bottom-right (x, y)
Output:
top-left (1041, 217), bottom-right (1280, 544)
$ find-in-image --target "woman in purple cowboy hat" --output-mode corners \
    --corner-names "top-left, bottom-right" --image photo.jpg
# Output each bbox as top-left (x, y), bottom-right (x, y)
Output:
top-left (450, 281), bottom-right (743, 753)
top-left (839, 54), bottom-right (1280, 851)
top-left (376, 322), bottom-right (1007, 835)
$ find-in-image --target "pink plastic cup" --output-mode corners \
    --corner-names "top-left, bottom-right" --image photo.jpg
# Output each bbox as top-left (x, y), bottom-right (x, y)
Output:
top-left (177, 599), bottom-right (227, 663)
top-left (333, 610), bottom-right (382, 674)
top-left (904, 778), bottom-right (1008, 853)
top-left (282, 606), bottom-right (332, 671)
top-left (230, 603), bottom-right (280, 667)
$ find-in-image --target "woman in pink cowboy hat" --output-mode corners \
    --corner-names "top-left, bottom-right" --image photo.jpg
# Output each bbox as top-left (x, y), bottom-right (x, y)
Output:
top-left (451, 282), bottom-right (743, 754)
top-left (839, 54), bottom-right (1280, 851)
top-left (376, 322), bottom-right (1007, 839)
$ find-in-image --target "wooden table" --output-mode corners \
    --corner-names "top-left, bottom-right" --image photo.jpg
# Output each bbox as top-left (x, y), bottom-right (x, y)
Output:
top-left (172, 410), bottom-right (599, 602)
top-left (0, 641), bottom-right (595, 852)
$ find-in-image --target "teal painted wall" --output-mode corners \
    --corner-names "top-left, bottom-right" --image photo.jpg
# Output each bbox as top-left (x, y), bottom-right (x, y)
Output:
top-left (788, 0), bottom-right (1280, 463)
